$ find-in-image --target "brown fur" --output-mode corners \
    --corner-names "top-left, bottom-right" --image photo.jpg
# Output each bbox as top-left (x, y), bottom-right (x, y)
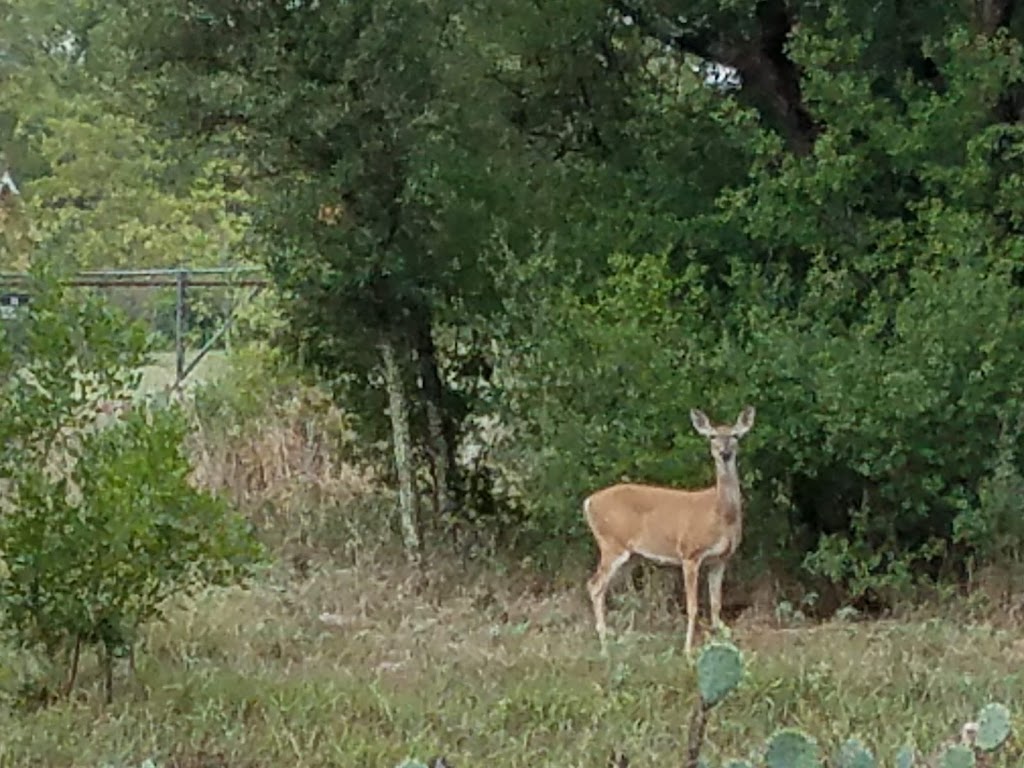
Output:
top-left (583, 406), bottom-right (756, 655)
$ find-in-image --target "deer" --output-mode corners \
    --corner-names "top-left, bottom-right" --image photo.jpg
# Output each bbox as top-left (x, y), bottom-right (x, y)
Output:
top-left (583, 406), bottom-right (756, 656)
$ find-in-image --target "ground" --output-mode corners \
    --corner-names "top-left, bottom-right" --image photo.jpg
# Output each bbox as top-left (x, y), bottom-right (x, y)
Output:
top-left (1, 561), bottom-right (1021, 767)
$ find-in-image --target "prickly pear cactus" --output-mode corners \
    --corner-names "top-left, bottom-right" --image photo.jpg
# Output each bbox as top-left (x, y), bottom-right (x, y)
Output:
top-left (835, 736), bottom-right (875, 768)
top-left (975, 702), bottom-right (1011, 751)
top-left (696, 641), bottom-right (743, 708)
top-left (722, 760), bottom-right (754, 768)
top-left (765, 728), bottom-right (820, 768)
top-left (937, 744), bottom-right (976, 768)
top-left (894, 743), bottom-right (916, 768)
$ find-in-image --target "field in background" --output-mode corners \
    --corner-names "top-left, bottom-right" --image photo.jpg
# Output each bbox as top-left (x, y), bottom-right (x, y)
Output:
top-left (136, 350), bottom-right (232, 395)
top-left (1, 561), bottom-right (1022, 767)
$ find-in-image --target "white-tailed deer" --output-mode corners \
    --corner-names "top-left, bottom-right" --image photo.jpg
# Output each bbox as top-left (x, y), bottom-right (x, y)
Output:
top-left (583, 406), bottom-right (756, 655)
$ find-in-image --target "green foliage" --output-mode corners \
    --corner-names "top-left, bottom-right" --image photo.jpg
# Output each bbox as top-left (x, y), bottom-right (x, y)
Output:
top-left (0, 264), bottom-right (261, 698)
top-left (499, 16), bottom-right (1024, 590)
top-left (12, 0), bottom-right (1024, 594)
top-left (696, 641), bottom-right (744, 708)
top-left (0, 263), bottom-right (148, 461)
top-left (499, 251), bottom-right (717, 557)
top-left (109, 0), bottom-right (513, 428)
top-left (0, 0), bottom-right (254, 273)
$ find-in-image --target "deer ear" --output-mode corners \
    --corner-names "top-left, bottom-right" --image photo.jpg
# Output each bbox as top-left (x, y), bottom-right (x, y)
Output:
top-left (690, 408), bottom-right (714, 436)
top-left (732, 405), bottom-right (756, 437)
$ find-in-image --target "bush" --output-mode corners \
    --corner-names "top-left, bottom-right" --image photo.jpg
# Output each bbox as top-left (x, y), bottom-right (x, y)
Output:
top-left (0, 264), bottom-right (261, 702)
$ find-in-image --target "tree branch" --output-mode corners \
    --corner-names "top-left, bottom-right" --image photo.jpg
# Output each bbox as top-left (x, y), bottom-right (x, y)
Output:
top-left (615, 0), bottom-right (819, 154)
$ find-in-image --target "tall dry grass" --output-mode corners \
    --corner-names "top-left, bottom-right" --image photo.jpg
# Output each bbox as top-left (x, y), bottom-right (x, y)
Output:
top-left (184, 353), bottom-right (398, 567)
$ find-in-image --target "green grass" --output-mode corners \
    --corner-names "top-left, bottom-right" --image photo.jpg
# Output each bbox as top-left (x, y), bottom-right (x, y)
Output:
top-left (136, 350), bottom-right (232, 396)
top-left (1, 562), bottom-right (1021, 767)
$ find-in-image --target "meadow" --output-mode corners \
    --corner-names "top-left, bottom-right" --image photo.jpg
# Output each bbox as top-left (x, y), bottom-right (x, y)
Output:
top-left (1, 561), bottom-right (1022, 767)
top-left (1, 352), bottom-right (1021, 768)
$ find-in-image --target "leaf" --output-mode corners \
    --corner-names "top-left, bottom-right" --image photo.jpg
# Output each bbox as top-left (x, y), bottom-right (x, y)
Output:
top-left (835, 737), bottom-right (875, 768)
top-left (894, 743), bottom-right (916, 768)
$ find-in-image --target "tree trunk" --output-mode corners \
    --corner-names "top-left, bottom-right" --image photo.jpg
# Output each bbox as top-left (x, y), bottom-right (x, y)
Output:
top-left (102, 644), bottom-right (114, 705)
top-left (380, 338), bottom-right (421, 562)
top-left (63, 634), bottom-right (82, 698)
top-left (975, 0), bottom-right (1016, 34)
top-left (412, 319), bottom-right (455, 531)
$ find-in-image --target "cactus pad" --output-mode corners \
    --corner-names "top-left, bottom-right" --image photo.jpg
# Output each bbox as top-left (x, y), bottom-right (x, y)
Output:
top-left (894, 744), bottom-right (915, 768)
top-left (696, 641), bottom-right (744, 707)
top-left (723, 760), bottom-right (754, 768)
top-left (975, 702), bottom-right (1011, 750)
top-left (765, 728), bottom-right (820, 768)
top-left (937, 745), bottom-right (976, 768)
top-left (835, 737), bottom-right (875, 768)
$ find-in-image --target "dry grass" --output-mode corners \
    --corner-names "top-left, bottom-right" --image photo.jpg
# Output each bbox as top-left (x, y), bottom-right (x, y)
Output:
top-left (1, 558), bottom-right (1022, 768)
top-left (185, 380), bottom-right (396, 567)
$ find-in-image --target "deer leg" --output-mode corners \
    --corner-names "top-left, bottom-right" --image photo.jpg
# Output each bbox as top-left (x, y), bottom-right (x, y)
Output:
top-left (707, 560), bottom-right (727, 633)
top-left (682, 558), bottom-right (702, 657)
top-left (588, 549), bottom-right (630, 650)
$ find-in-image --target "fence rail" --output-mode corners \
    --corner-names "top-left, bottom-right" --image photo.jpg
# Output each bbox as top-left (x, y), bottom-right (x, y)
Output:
top-left (0, 265), bottom-right (271, 388)
top-left (0, 265), bottom-right (268, 285)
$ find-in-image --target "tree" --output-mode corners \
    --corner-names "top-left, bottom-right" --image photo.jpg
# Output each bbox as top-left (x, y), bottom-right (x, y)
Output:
top-left (498, 9), bottom-right (1024, 601)
top-left (1, 0), bottom-right (258, 360)
top-left (103, 0), bottom-right (533, 557)
top-left (1, 0), bottom-right (254, 272)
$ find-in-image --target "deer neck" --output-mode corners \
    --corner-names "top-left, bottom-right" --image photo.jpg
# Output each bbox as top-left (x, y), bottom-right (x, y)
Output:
top-left (715, 463), bottom-right (743, 526)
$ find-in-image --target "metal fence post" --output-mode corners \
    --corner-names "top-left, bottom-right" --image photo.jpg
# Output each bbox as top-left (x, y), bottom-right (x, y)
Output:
top-left (175, 269), bottom-right (188, 386)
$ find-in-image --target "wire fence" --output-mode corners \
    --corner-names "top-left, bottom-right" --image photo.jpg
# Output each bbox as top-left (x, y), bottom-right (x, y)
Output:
top-left (0, 265), bottom-right (270, 389)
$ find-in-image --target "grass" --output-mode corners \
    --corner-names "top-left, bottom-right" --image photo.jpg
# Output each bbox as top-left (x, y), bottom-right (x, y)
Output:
top-left (136, 350), bottom-right (232, 395)
top-left (1, 560), bottom-right (1022, 768)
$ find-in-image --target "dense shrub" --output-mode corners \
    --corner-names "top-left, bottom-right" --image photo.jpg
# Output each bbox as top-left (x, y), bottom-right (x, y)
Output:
top-left (0, 265), bottom-right (261, 701)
